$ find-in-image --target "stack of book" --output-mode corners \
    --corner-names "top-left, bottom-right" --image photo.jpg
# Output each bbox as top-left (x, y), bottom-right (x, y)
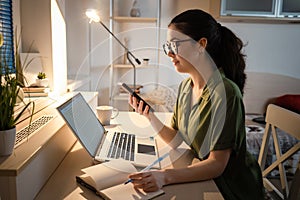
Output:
top-left (23, 86), bottom-right (50, 97)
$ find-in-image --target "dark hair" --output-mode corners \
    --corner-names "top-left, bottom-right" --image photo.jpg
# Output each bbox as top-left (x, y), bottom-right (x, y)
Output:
top-left (169, 9), bottom-right (246, 94)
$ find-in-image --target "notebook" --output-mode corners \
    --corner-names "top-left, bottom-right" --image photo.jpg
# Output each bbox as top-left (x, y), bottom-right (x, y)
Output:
top-left (56, 92), bottom-right (159, 168)
top-left (76, 159), bottom-right (165, 200)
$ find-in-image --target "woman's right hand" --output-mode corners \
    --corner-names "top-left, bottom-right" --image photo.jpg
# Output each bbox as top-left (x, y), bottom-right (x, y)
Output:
top-left (129, 170), bottom-right (167, 192)
top-left (130, 95), bottom-right (179, 147)
top-left (129, 95), bottom-right (151, 119)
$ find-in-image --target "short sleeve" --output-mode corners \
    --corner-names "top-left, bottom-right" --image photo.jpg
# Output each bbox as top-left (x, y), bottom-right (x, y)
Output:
top-left (211, 83), bottom-right (245, 154)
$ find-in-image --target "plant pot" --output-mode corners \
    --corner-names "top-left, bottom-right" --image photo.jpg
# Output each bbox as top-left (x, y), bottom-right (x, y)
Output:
top-left (36, 78), bottom-right (49, 87)
top-left (0, 127), bottom-right (16, 156)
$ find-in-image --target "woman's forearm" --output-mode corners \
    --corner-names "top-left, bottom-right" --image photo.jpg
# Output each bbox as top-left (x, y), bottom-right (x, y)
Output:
top-left (129, 96), bottom-right (182, 148)
top-left (163, 159), bottom-right (220, 185)
top-left (163, 149), bottom-right (231, 185)
top-left (149, 112), bottom-right (182, 148)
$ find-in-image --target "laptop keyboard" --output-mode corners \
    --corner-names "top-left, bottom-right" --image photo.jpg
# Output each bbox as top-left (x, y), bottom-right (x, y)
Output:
top-left (107, 132), bottom-right (135, 161)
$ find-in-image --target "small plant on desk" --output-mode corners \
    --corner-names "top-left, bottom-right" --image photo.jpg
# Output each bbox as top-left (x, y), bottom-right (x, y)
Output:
top-left (36, 72), bottom-right (48, 87)
top-left (37, 72), bottom-right (46, 80)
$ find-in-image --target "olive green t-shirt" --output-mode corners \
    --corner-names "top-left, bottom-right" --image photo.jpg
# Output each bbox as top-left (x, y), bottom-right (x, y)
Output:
top-left (171, 70), bottom-right (264, 200)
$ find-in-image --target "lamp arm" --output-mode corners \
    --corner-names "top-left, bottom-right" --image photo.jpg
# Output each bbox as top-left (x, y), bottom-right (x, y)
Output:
top-left (99, 21), bottom-right (141, 65)
top-left (127, 52), bottom-right (136, 90)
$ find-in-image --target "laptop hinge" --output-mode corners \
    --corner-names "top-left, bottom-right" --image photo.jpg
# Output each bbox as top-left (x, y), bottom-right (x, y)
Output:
top-left (95, 130), bottom-right (109, 157)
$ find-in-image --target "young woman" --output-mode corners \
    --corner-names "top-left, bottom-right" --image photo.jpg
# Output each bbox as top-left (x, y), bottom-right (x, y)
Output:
top-left (128, 9), bottom-right (264, 200)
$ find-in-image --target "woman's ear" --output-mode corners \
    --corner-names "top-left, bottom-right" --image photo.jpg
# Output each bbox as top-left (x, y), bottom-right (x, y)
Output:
top-left (199, 38), bottom-right (207, 49)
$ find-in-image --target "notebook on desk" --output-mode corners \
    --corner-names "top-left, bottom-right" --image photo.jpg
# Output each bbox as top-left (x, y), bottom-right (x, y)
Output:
top-left (56, 92), bottom-right (159, 168)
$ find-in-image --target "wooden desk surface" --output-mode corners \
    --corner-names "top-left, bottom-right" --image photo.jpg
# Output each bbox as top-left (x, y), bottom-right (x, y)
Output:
top-left (36, 112), bottom-right (223, 200)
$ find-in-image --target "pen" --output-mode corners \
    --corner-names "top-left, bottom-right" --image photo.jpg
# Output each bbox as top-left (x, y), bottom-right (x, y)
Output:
top-left (124, 152), bottom-right (170, 185)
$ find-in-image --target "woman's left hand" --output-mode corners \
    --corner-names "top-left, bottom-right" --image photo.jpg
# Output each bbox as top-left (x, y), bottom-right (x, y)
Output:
top-left (128, 170), bottom-right (166, 192)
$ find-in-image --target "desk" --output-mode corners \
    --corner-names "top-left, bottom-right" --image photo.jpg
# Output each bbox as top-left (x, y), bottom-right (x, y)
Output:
top-left (0, 92), bottom-right (98, 199)
top-left (36, 112), bottom-right (223, 200)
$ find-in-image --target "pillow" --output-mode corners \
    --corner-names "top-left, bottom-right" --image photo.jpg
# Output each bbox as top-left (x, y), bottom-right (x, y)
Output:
top-left (274, 94), bottom-right (300, 114)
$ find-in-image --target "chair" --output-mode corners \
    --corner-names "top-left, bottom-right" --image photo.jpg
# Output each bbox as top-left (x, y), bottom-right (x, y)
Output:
top-left (288, 164), bottom-right (300, 200)
top-left (258, 104), bottom-right (300, 199)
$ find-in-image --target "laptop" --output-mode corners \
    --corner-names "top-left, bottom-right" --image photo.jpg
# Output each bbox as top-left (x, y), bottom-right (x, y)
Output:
top-left (56, 92), bottom-right (159, 168)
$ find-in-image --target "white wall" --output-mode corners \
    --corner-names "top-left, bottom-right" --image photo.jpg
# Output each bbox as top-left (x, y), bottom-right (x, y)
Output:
top-left (13, 0), bottom-right (299, 111)
top-left (224, 22), bottom-right (300, 79)
top-left (64, 0), bottom-right (211, 106)
top-left (19, 0), bottom-right (68, 95)
top-left (64, 0), bottom-right (300, 107)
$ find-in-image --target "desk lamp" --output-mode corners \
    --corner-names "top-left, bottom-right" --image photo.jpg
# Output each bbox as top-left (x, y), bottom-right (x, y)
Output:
top-left (86, 9), bottom-right (140, 90)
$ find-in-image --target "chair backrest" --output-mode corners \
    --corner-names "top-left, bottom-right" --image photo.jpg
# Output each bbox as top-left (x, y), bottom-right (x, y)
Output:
top-left (258, 104), bottom-right (300, 199)
top-left (288, 164), bottom-right (300, 200)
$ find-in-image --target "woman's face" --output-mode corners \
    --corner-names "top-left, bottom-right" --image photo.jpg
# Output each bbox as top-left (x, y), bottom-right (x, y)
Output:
top-left (165, 25), bottom-right (202, 74)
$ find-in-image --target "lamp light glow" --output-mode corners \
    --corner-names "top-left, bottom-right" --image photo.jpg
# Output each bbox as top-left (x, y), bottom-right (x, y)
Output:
top-left (86, 9), bottom-right (100, 23)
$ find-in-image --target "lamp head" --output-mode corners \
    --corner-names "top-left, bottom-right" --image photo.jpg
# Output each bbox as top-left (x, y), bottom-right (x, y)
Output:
top-left (86, 9), bottom-right (100, 23)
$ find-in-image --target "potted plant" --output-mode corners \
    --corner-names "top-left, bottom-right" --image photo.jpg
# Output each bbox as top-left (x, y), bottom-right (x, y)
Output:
top-left (36, 72), bottom-right (48, 87)
top-left (0, 34), bottom-right (34, 156)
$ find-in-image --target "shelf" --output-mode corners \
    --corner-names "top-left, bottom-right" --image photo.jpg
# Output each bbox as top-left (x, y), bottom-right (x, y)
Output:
top-left (114, 64), bottom-right (134, 69)
top-left (114, 64), bottom-right (154, 69)
top-left (113, 16), bottom-right (157, 23)
top-left (109, 0), bottom-right (161, 110)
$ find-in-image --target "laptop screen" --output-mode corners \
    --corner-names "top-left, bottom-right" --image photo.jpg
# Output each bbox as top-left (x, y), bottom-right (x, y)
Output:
top-left (57, 93), bottom-right (105, 157)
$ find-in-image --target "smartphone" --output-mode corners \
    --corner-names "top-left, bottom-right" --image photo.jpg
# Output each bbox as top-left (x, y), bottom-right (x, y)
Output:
top-left (121, 83), bottom-right (154, 112)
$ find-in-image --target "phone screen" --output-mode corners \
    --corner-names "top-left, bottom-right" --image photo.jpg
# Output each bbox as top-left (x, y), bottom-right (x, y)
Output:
top-left (121, 83), bottom-right (154, 112)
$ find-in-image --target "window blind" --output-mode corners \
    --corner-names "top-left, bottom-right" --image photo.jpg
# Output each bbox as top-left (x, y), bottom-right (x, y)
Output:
top-left (0, 0), bottom-right (14, 73)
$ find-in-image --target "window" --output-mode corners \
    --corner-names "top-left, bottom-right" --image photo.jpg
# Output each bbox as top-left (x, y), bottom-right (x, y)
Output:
top-left (221, 0), bottom-right (300, 18)
top-left (279, 0), bottom-right (300, 17)
top-left (0, 0), bottom-right (14, 73)
top-left (221, 0), bottom-right (276, 17)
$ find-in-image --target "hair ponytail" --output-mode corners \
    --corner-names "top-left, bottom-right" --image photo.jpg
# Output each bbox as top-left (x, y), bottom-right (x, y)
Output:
top-left (218, 26), bottom-right (246, 95)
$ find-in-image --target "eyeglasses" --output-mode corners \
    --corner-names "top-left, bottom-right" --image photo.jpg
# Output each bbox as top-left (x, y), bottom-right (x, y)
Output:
top-left (163, 39), bottom-right (193, 55)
